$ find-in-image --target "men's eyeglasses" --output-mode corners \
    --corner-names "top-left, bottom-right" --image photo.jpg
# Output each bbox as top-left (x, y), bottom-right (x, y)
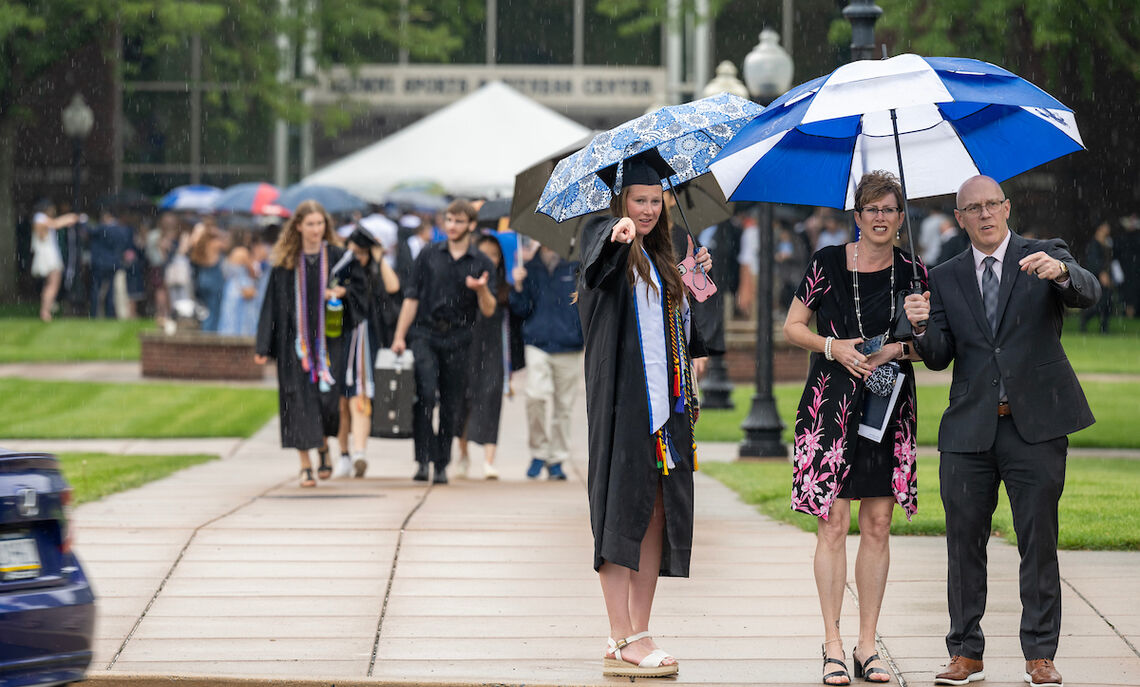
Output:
top-left (957, 199), bottom-right (1007, 217)
top-left (858, 206), bottom-right (900, 218)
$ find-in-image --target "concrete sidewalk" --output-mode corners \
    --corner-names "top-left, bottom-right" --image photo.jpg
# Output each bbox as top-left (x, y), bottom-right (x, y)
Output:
top-left (25, 388), bottom-right (1137, 687)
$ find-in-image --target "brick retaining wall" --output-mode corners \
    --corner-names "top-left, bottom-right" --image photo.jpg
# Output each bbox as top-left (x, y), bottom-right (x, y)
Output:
top-left (140, 331), bottom-right (264, 381)
top-left (724, 339), bottom-right (809, 384)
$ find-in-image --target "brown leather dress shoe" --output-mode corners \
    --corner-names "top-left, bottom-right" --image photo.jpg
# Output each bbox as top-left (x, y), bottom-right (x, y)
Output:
top-left (1024, 658), bottom-right (1062, 687)
top-left (934, 656), bottom-right (985, 685)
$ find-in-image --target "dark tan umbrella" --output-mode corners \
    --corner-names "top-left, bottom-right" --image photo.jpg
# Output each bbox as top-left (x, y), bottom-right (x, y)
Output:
top-left (509, 135), bottom-right (595, 260)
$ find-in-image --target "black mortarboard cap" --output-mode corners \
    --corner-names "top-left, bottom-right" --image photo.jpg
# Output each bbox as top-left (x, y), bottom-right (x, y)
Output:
top-left (348, 225), bottom-right (379, 249)
top-left (597, 148), bottom-right (676, 194)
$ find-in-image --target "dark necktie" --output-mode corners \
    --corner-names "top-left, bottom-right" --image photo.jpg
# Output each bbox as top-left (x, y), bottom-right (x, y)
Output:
top-left (982, 256), bottom-right (998, 334)
top-left (982, 256), bottom-right (1007, 401)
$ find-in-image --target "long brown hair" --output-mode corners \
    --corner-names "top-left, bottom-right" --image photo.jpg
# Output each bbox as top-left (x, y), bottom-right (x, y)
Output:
top-left (270, 200), bottom-right (341, 269)
top-left (609, 186), bottom-right (684, 308)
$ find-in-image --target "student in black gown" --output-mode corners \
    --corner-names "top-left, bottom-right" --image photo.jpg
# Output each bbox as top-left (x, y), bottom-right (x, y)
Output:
top-left (576, 156), bottom-right (710, 678)
top-left (331, 226), bottom-right (401, 479)
top-left (456, 233), bottom-right (509, 479)
top-left (255, 200), bottom-right (346, 487)
top-left (782, 171), bottom-right (928, 685)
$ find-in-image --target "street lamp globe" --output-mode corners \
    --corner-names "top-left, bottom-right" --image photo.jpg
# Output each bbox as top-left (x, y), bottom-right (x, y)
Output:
top-left (742, 29), bottom-right (794, 103)
top-left (61, 93), bottom-right (94, 141)
top-left (701, 61), bottom-right (750, 100)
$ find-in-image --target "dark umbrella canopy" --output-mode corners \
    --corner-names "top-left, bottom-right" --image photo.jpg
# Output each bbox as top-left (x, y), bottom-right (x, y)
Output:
top-left (509, 135), bottom-right (595, 260)
top-left (279, 184), bottom-right (369, 215)
top-left (477, 197), bottom-right (512, 222)
top-left (667, 173), bottom-right (734, 235)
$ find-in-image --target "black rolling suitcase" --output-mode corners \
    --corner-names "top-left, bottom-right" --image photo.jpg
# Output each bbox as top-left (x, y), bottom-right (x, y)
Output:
top-left (370, 348), bottom-right (415, 438)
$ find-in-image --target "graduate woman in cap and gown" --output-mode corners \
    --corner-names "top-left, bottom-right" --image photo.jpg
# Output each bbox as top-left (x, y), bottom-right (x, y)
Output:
top-left (330, 225), bottom-right (402, 478)
top-left (576, 155), bottom-right (711, 678)
top-left (255, 200), bottom-right (346, 487)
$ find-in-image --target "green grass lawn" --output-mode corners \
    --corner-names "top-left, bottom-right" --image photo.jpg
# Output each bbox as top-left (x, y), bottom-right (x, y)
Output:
top-left (697, 380), bottom-right (1140, 449)
top-left (701, 455), bottom-right (1140, 550)
top-left (0, 317), bottom-right (155, 362)
top-left (0, 378), bottom-right (277, 438)
top-left (1061, 316), bottom-right (1140, 374)
top-left (59, 452), bottom-right (218, 504)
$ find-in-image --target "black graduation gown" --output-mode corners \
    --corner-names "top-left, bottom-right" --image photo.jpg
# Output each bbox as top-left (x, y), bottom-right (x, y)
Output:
top-left (256, 246), bottom-right (345, 449)
top-left (335, 256), bottom-right (396, 398)
top-left (577, 217), bottom-right (706, 578)
top-left (463, 299), bottom-right (505, 446)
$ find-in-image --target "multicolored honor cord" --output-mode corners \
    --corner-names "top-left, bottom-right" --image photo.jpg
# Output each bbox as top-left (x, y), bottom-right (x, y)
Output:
top-left (654, 289), bottom-right (700, 475)
top-left (294, 242), bottom-right (335, 392)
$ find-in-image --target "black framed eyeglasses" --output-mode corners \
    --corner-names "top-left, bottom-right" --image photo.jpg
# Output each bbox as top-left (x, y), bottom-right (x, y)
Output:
top-left (858, 206), bottom-right (900, 218)
top-left (957, 199), bottom-right (1007, 217)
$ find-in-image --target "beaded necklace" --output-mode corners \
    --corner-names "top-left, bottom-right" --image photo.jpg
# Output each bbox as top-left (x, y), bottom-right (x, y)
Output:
top-left (851, 241), bottom-right (895, 340)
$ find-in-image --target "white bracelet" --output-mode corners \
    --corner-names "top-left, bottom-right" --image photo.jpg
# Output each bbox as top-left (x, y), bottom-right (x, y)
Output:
top-left (824, 336), bottom-right (834, 361)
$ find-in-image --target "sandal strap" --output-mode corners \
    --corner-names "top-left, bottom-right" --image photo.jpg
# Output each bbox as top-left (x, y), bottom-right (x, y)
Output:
top-left (607, 631), bottom-right (656, 663)
top-left (613, 631), bottom-right (651, 651)
top-left (639, 648), bottom-right (672, 668)
top-left (825, 657), bottom-right (848, 669)
top-left (858, 652), bottom-right (887, 672)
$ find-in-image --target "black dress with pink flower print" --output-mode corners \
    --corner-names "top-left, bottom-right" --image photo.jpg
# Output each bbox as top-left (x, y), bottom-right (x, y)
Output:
top-left (789, 244), bottom-right (928, 521)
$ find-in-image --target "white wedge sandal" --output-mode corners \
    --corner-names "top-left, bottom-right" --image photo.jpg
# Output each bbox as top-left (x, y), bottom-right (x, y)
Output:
top-left (603, 631), bottom-right (679, 677)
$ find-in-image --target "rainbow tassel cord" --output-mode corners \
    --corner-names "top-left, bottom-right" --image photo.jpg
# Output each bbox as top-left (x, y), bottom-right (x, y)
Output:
top-left (654, 290), bottom-right (700, 476)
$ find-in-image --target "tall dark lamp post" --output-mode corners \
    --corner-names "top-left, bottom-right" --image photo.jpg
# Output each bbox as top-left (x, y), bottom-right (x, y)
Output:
top-left (738, 29), bottom-right (793, 459)
top-left (698, 61), bottom-right (750, 410)
top-left (61, 93), bottom-right (94, 296)
top-left (61, 93), bottom-right (94, 213)
top-left (843, 0), bottom-right (883, 61)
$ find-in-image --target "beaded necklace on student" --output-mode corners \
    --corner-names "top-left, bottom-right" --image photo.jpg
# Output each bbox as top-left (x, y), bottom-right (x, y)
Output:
top-left (852, 241), bottom-right (895, 340)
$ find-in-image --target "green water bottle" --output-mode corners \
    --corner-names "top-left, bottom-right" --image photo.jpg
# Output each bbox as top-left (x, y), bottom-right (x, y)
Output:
top-left (325, 296), bottom-right (343, 338)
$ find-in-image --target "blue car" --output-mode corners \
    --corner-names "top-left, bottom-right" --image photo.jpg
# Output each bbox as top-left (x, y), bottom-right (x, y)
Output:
top-left (0, 449), bottom-right (95, 687)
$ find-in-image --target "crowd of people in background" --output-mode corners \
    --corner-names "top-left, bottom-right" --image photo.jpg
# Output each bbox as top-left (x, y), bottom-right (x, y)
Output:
top-left (21, 195), bottom-right (1140, 338)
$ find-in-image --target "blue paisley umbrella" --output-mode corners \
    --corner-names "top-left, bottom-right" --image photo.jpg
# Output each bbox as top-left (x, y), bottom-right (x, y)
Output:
top-left (537, 93), bottom-right (762, 224)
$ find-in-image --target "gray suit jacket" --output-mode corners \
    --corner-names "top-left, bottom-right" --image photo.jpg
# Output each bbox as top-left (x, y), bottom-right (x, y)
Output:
top-left (916, 232), bottom-right (1099, 451)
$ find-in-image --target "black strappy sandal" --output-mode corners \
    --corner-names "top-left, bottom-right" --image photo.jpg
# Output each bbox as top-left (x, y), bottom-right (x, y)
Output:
top-left (822, 643), bottom-right (851, 685)
top-left (316, 449), bottom-right (332, 480)
top-left (299, 467), bottom-right (316, 488)
top-left (853, 647), bottom-right (891, 683)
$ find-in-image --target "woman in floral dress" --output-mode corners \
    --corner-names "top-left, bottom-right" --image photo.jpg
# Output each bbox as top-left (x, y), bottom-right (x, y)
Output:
top-left (783, 171), bottom-right (928, 685)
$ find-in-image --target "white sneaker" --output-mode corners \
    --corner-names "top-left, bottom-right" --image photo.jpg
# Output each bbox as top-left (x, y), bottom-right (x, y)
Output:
top-left (332, 454), bottom-right (353, 479)
top-left (484, 462), bottom-right (499, 480)
top-left (456, 455), bottom-right (470, 479)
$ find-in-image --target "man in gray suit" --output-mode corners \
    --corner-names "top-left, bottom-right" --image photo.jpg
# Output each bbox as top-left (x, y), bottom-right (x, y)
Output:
top-left (904, 175), bottom-right (1099, 687)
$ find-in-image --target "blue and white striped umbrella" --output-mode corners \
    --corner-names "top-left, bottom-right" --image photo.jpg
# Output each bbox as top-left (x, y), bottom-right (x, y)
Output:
top-left (158, 184), bottom-right (222, 211)
top-left (709, 54), bottom-right (1085, 210)
top-left (537, 92), bottom-right (762, 222)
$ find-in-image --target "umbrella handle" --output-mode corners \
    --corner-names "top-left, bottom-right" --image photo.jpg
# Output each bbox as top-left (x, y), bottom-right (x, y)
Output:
top-left (664, 178), bottom-right (702, 255)
top-left (889, 108), bottom-right (922, 283)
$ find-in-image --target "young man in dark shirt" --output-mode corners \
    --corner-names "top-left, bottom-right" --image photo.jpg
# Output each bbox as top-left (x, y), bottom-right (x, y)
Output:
top-left (391, 199), bottom-right (496, 484)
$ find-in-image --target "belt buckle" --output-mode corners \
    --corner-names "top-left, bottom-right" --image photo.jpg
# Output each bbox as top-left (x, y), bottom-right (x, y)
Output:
top-left (997, 401), bottom-right (1011, 417)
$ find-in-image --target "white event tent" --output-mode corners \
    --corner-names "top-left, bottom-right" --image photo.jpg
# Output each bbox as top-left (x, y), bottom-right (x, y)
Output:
top-left (303, 81), bottom-right (592, 200)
